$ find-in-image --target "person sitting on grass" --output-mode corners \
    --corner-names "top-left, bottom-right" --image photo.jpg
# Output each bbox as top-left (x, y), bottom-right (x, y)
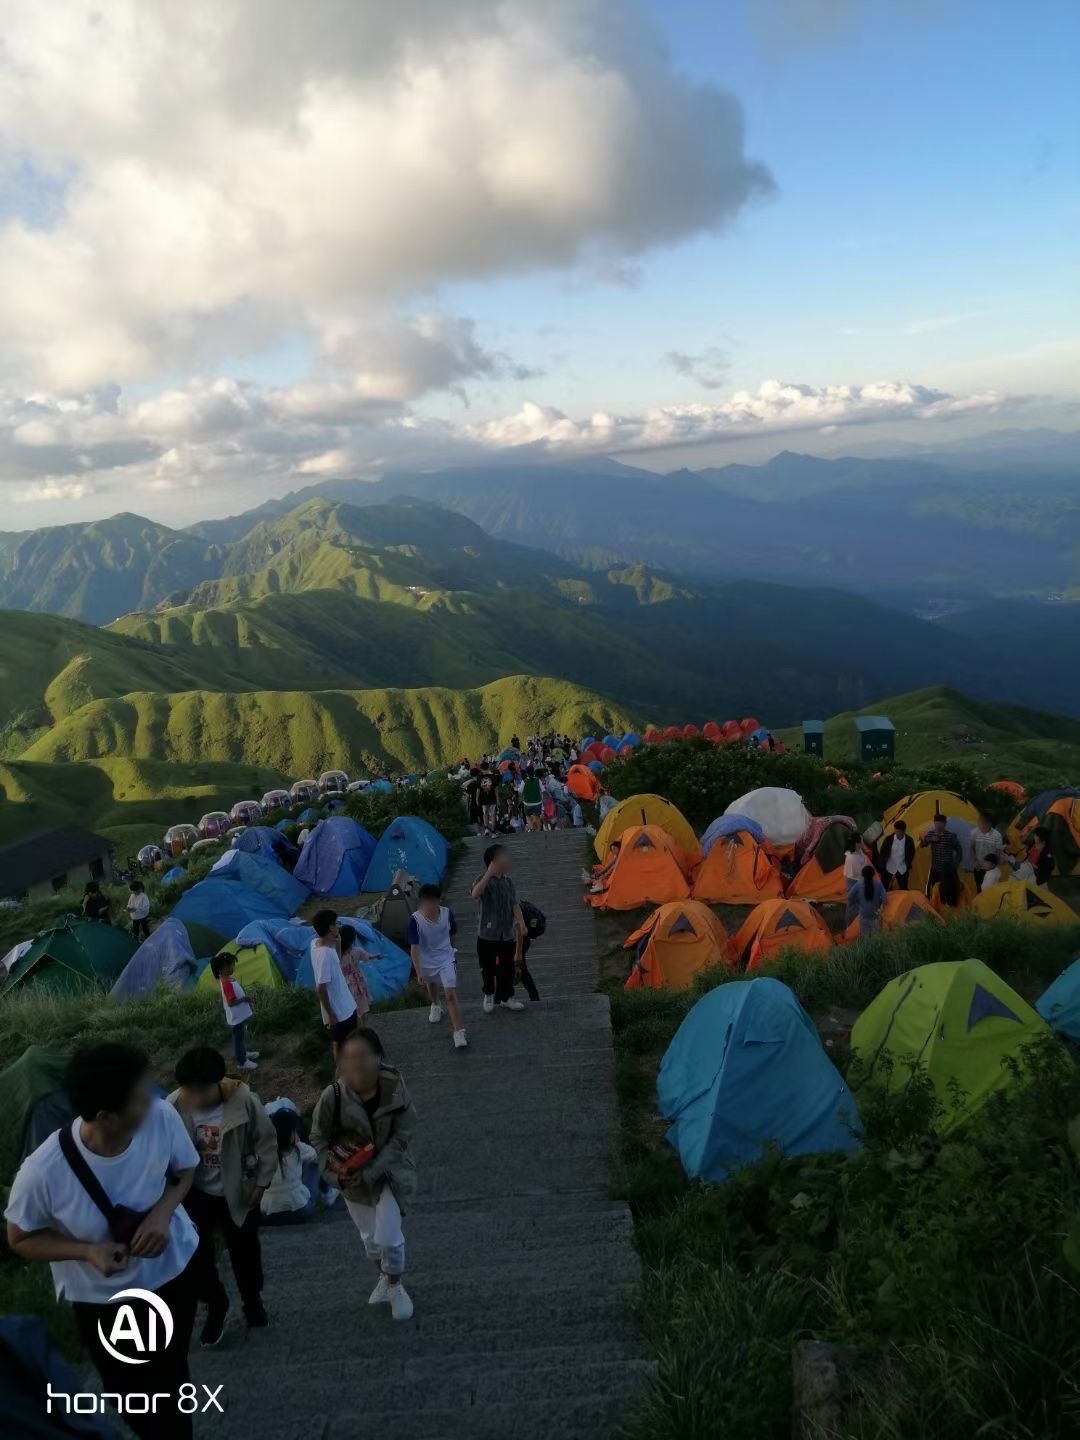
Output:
top-left (81, 879), bottom-right (112, 924)
top-left (583, 840), bottom-right (621, 893)
top-left (210, 952), bottom-right (259, 1073)
top-left (169, 1046), bottom-right (277, 1346)
top-left (407, 884), bottom-right (467, 1050)
top-left (260, 1110), bottom-right (318, 1226)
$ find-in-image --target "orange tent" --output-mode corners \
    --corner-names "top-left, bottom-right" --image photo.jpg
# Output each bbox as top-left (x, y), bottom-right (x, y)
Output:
top-left (732, 899), bottom-right (834, 971)
top-left (990, 780), bottom-right (1027, 805)
top-left (624, 901), bottom-right (735, 991)
top-left (691, 831), bottom-right (783, 904)
top-left (840, 889), bottom-right (943, 943)
top-left (588, 825), bottom-right (690, 910)
top-left (567, 764), bottom-right (601, 803)
top-left (786, 819), bottom-right (859, 903)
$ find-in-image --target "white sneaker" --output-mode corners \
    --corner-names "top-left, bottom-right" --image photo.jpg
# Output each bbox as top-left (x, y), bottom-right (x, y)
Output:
top-left (482, 994), bottom-right (495, 1014)
top-left (453, 1028), bottom-right (468, 1049)
top-left (498, 998), bottom-right (526, 1012)
top-left (321, 1186), bottom-right (340, 1207)
top-left (368, 1275), bottom-right (391, 1306)
top-left (388, 1282), bottom-right (414, 1321)
top-left (245, 1050), bottom-right (260, 1060)
top-left (580, 868), bottom-right (592, 884)
top-left (428, 1003), bottom-right (443, 1024)
top-left (239, 1058), bottom-right (258, 1071)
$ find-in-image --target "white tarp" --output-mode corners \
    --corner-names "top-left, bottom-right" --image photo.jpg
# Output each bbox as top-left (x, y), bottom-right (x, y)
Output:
top-left (724, 787), bottom-right (810, 847)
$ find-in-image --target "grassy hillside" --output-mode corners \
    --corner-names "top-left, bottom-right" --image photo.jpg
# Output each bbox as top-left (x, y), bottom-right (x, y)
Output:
top-left (776, 686), bottom-right (1080, 785)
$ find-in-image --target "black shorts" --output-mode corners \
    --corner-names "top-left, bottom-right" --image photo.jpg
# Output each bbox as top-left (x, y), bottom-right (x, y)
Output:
top-left (329, 1011), bottom-right (358, 1045)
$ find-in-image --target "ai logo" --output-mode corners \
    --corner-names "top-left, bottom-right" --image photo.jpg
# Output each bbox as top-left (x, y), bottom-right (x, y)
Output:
top-left (97, 1288), bottom-right (174, 1366)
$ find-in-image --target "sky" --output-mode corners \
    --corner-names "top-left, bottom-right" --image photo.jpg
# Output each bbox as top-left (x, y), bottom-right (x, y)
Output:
top-left (0, 0), bottom-right (1077, 528)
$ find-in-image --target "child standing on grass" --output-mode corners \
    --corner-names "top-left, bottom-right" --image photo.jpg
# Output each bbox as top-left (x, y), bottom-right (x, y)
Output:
top-left (210, 953), bottom-right (259, 1073)
top-left (407, 885), bottom-right (467, 1050)
top-left (126, 880), bottom-right (151, 941)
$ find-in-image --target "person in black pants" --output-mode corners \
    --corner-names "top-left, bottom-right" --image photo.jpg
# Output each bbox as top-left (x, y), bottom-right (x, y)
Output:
top-left (472, 844), bottom-right (527, 1014)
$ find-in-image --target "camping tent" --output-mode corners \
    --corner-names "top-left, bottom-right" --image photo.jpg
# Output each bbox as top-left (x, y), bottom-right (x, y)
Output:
top-left (732, 899), bottom-right (834, 972)
top-left (851, 958), bottom-right (1050, 1131)
top-left (882, 792), bottom-right (981, 893)
top-left (701, 813), bottom-right (765, 853)
top-left (971, 880), bottom-right (1078, 927)
top-left (362, 816), bottom-right (449, 891)
top-left (109, 917), bottom-right (199, 1000)
top-left (657, 978), bottom-right (860, 1182)
top-left (786, 819), bottom-right (859, 902)
top-left (231, 825), bottom-right (300, 870)
top-left (195, 940), bottom-right (286, 995)
top-left (294, 919), bottom-right (412, 1003)
top-left (691, 830), bottom-right (783, 905)
top-left (1014, 795), bottom-right (1080, 876)
top-left (294, 817), bottom-right (377, 897)
top-left (724, 788), bottom-right (809, 847)
top-left (1035, 959), bottom-right (1080, 1041)
top-left (624, 901), bottom-right (735, 991)
top-left (588, 825), bottom-right (690, 910)
top-left (210, 848), bottom-right (309, 914)
top-left (172, 879), bottom-right (290, 956)
top-left (567, 764), bottom-right (601, 803)
top-left (233, 920), bottom-right (315, 984)
top-left (0, 1047), bottom-right (73, 1176)
top-left (594, 794), bottom-right (700, 865)
top-left (1, 919), bottom-right (137, 997)
top-left (840, 890), bottom-right (943, 943)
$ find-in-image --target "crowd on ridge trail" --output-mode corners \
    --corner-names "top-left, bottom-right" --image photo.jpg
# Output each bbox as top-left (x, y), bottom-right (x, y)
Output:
top-left (451, 731), bottom-right (596, 835)
top-left (4, 740), bottom-right (569, 1439)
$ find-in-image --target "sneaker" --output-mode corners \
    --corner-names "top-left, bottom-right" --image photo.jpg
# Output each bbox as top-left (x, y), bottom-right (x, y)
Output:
top-left (388, 1282), bottom-right (414, 1321)
top-left (580, 867), bottom-right (592, 884)
top-left (368, 1274), bottom-right (391, 1306)
top-left (428, 1003), bottom-right (443, 1024)
top-left (239, 1058), bottom-right (258, 1071)
top-left (321, 1185), bottom-right (340, 1208)
top-left (453, 1028), bottom-right (468, 1049)
top-left (244, 1301), bottom-right (269, 1329)
top-left (245, 1050), bottom-right (260, 1060)
top-left (482, 994), bottom-right (495, 1014)
top-left (498, 998), bottom-right (526, 1012)
top-left (200, 1300), bottom-right (229, 1348)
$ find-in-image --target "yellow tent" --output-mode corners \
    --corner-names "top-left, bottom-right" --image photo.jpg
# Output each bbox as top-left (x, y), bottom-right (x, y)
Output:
top-left (195, 941), bottom-right (285, 993)
top-left (595, 794), bottom-right (700, 865)
top-left (882, 791), bottom-right (981, 895)
top-left (971, 881), bottom-right (1079, 927)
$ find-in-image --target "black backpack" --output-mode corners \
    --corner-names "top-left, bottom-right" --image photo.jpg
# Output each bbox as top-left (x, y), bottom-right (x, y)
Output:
top-left (520, 900), bottom-right (546, 940)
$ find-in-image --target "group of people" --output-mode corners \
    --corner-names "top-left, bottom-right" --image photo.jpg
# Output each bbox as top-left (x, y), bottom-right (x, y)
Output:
top-left (456, 734), bottom-right (587, 836)
top-left (81, 877), bottom-right (153, 940)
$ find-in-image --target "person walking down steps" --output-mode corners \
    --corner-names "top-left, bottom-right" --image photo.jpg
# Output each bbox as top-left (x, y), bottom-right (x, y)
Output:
top-left (471, 844), bottom-right (526, 1014)
top-left (408, 884), bottom-right (468, 1049)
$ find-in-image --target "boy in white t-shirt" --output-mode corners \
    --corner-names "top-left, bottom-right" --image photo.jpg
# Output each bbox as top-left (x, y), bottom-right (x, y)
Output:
top-left (408, 885), bottom-right (467, 1050)
top-left (311, 909), bottom-right (358, 1060)
top-left (210, 952), bottom-right (259, 1072)
top-left (126, 879), bottom-right (151, 941)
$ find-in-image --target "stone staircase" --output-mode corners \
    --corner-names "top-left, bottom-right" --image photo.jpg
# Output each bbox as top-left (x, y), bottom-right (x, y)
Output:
top-left (191, 828), bottom-right (647, 1439)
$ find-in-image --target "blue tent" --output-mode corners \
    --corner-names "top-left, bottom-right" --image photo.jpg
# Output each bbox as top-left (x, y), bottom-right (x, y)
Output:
top-left (324, 796), bottom-right (346, 812)
top-left (294, 919), bottom-right (412, 1003)
top-left (298, 807), bottom-right (320, 823)
top-left (602, 734), bottom-right (619, 749)
top-left (1036, 959), bottom-right (1080, 1041)
top-left (363, 816), bottom-right (449, 890)
top-left (231, 825), bottom-right (300, 870)
top-left (658, 978), bottom-right (860, 1183)
top-left (365, 779), bottom-right (394, 795)
top-left (234, 920), bottom-right (316, 985)
top-left (621, 732), bottom-right (641, 747)
top-left (294, 817), bottom-right (377, 897)
top-left (110, 917), bottom-right (200, 1000)
top-left (581, 736), bottom-right (597, 752)
top-left (499, 747), bottom-right (521, 761)
top-left (275, 818), bottom-right (298, 833)
top-left (701, 813), bottom-right (766, 855)
top-left (162, 865), bottom-right (185, 884)
top-left (210, 849), bottom-right (309, 915)
top-left (172, 879), bottom-right (290, 952)
top-left (587, 759), bottom-right (604, 773)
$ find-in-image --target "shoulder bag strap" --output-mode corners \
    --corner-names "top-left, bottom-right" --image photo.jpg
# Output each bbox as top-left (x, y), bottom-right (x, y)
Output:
top-left (58, 1125), bottom-right (120, 1234)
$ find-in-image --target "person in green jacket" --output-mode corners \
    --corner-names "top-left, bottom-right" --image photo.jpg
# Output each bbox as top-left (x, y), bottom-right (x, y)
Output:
top-left (310, 1027), bottom-right (417, 1322)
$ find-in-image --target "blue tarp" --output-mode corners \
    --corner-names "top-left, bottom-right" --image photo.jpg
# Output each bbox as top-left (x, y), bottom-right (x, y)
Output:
top-left (234, 920), bottom-right (316, 985)
top-left (162, 865), bottom-right (185, 884)
top-left (231, 825), bottom-right (300, 870)
top-left (294, 817), bottom-right (377, 897)
top-left (1036, 958), bottom-right (1080, 1041)
top-left (173, 879), bottom-right (290, 949)
top-left (294, 919), bottom-right (412, 1003)
top-left (109, 917), bottom-right (200, 1000)
top-left (211, 849), bottom-right (309, 914)
top-left (362, 816), bottom-right (449, 891)
top-left (1017, 787), bottom-right (1080, 829)
top-left (658, 978), bottom-right (861, 1183)
top-left (701, 813), bottom-right (766, 854)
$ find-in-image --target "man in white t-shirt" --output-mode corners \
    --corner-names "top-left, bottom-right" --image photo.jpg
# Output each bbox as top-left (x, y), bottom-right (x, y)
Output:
top-left (5, 1042), bottom-right (199, 1440)
top-left (311, 908), bottom-right (358, 1058)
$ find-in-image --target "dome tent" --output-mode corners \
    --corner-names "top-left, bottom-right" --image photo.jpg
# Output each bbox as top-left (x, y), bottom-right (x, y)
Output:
top-left (851, 959), bottom-right (1050, 1132)
top-left (624, 901), bottom-right (735, 991)
top-left (701, 813), bottom-right (765, 853)
top-left (1036, 959), bottom-right (1080, 1041)
top-left (233, 920), bottom-right (315, 984)
top-left (110, 917), bottom-right (200, 1000)
top-left (840, 889), bottom-right (942, 943)
top-left (0, 1047), bottom-right (75, 1174)
top-left (231, 825), bottom-right (300, 870)
top-left (725, 788), bottom-right (809, 848)
top-left (195, 940), bottom-right (287, 994)
top-left (172, 879), bottom-right (291, 956)
top-left (882, 792), bottom-right (981, 893)
top-left (294, 817), bottom-right (377, 897)
top-left (658, 978), bottom-right (860, 1182)
top-left (294, 918), bottom-right (412, 1003)
top-left (588, 825), bottom-right (691, 910)
top-left (362, 816), bottom-right (449, 891)
top-left (594, 794), bottom-right (700, 865)
top-left (210, 848), bottom-right (309, 915)
top-left (732, 899), bottom-right (834, 971)
top-left (1, 919), bottom-right (136, 997)
top-left (691, 830), bottom-right (784, 905)
top-left (786, 818), bottom-right (859, 903)
top-left (971, 880), bottom-right (1078, 927)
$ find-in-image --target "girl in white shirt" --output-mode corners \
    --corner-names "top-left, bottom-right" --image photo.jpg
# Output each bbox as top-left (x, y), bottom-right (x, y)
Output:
top-left (261, 1110), bottom-right (318, 1224)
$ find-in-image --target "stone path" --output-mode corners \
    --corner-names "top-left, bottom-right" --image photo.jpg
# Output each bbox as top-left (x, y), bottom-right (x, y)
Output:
top-left (191, 828), bottom-right (646, 1439)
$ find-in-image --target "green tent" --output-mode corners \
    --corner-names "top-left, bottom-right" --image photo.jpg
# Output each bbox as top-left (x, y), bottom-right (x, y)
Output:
top-left (850, 959), bottom-right (1051, 1131)
top-left (1, 919), bottom-right (137, 998)
top-left (0, 1047), bottom-right (73, 1182)
top-left (194, 941), bottom-right (285, 995)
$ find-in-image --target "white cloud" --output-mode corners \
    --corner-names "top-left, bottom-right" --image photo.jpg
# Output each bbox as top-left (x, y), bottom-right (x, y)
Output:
top-left (0, 0), bottom-right (772, 388)
top-left (664, 347), bottom-right (731, 390)
top-left (13, 477), bottom-right (96, 504)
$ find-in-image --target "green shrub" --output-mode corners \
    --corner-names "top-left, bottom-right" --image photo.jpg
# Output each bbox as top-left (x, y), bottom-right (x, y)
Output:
top-left (345, 775), bottom-right (469, 843)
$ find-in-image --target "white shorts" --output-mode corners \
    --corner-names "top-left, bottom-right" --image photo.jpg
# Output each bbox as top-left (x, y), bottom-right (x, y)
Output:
top-left (420, 952), bottom-right (458, 990)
